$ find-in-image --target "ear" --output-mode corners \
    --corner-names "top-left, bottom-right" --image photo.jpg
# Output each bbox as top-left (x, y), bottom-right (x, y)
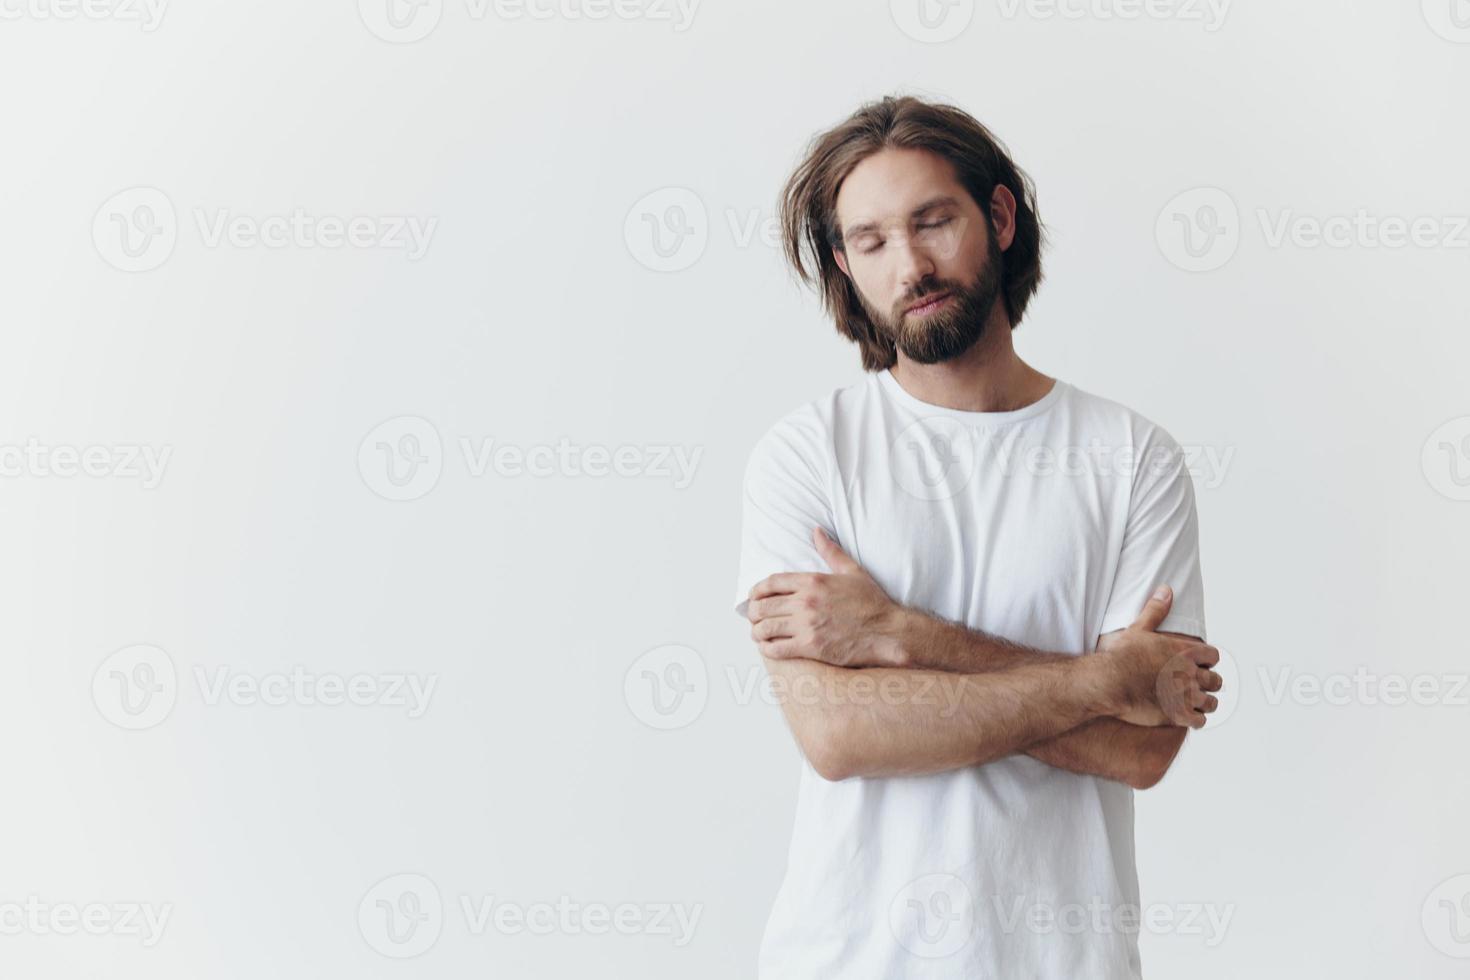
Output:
top-left (833, 245), bottom-right (850, 278)
top-left (989, 184), bottom-right (1018, 252)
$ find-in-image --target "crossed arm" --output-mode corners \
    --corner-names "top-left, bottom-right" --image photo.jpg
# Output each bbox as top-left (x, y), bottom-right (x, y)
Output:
top-left (746, 529), bottom-right (1220, 789)
top-left (891, 609), bottom-right (1192, 788)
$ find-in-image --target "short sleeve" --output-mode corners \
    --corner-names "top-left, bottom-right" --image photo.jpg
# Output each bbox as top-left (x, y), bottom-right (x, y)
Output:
top-left (733, 410), bottom-right (836, 620)
top-left (1097, 425), bottom-right (1208, 642)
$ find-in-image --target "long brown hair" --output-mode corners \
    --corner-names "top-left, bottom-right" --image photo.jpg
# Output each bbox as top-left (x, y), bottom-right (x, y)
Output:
top-left (778, 95), bottom-right (1045, 371)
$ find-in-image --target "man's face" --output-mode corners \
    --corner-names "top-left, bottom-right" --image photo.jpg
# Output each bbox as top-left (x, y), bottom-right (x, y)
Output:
top-left (833, 147), bottom-right (1006, 364)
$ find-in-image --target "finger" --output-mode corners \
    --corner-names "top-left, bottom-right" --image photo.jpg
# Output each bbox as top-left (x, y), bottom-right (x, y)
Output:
top-left (1132, 585), bottom-right (1174, 632)
top-left (751, 617), bottom-right (795, 641)
top-left (750, 572), bottom-right (821, 601)
top-left (812, 527), bottom-right (861, 575)
top-left (1193, 644), bottom-right (1220, 669)
top-left (758, 638), bottom-right (801, 660)
top-left (1198, 668), bottom-right (1223, 692)
top-left (747, 594), bottom-right (802, 623)
top-left (1197, 694), bottom-right (1219, 713)
top-left (1167, 694), bottom-right (1205, 729)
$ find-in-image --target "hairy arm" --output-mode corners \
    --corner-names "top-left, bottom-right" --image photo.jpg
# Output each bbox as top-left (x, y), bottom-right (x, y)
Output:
top-left (749, 532), bottom-right (1220, 786)
top-left (761, 649), bottom-right (1121, 781)
top-left (890, 607), bottom-right (1194, 789)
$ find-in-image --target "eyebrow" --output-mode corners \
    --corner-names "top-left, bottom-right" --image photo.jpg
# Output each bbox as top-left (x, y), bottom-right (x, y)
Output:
top-left (840, 195), bottom-right (962, 241)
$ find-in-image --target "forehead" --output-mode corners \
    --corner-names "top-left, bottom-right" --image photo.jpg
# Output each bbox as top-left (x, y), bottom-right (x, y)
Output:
top-left (835, 147), bottom-right (971, 235)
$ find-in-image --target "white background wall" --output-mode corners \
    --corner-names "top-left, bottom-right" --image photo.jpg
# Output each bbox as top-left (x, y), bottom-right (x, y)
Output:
top-left (1, 1), bottom-right (1467, 976)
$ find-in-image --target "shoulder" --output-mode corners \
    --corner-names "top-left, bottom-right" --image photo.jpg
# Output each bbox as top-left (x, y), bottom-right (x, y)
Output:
top-left (1060, 381), bottom-right (1197, 501)
top-left (741, 376), bottom-right (871, 479)
top-left (1062, 380), bottom-right (1187, 460)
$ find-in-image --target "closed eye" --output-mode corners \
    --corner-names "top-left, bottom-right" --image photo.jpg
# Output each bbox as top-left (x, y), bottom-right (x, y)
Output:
top-left (858, 217), bottom-right (955, 254)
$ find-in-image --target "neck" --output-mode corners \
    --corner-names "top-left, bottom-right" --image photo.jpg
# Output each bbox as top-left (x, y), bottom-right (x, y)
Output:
top-left (888, 301), bottom-right (1054, 412)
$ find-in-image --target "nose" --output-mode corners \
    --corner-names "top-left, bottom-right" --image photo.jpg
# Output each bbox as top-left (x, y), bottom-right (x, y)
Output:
top-left (893, 233), bottom-right (937, 298)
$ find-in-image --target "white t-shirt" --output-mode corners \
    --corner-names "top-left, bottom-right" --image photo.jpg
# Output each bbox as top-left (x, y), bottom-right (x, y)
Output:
top-left (733, 368), bottom-right (1207, 979)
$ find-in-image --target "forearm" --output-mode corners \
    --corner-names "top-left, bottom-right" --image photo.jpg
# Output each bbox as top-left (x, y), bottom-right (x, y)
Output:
top-left (889, 606), bottom-right (1182, 784)
top-left (889, 606), bottom-right (1068, 672)
top-left (762, 652), bottom-right (1118, 780)
top-left (1027, 717), bottom-right (1188, 789)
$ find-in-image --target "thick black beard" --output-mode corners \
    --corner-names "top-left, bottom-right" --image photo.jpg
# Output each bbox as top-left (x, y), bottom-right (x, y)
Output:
top-left (879, 243), bottom-right (1004, 365)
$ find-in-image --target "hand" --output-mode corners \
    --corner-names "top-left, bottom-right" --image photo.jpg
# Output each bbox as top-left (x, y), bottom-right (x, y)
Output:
top-left (1096, 586), bottom-right (1223, 729)
top-left (746, 528), bottom-right (906, 668)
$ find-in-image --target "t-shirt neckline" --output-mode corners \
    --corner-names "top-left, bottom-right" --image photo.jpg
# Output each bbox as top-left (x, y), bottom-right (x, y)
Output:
top-left (877, 368), bottom-right (1067, 424)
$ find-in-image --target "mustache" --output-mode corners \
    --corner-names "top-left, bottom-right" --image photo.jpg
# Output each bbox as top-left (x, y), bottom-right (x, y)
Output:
top-left (898, 283), bottom-right (961, 315)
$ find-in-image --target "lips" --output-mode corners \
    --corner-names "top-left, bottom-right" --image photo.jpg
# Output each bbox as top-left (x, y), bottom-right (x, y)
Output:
top-left (905, 292), bottom-right (952, 315)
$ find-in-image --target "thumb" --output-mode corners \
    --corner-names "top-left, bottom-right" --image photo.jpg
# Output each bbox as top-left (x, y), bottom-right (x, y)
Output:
top-left (1132, 585), bottom-right (1173, 632)
top-left (813, 527), bottom-right (861, 574)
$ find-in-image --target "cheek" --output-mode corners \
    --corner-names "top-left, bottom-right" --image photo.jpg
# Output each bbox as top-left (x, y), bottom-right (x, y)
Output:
top-left (948, 234), bottom-right (989, 281)
top-left (849, 261), bottom-right (891, 305)
top-left (935, 217), bottom-right (986, 268)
